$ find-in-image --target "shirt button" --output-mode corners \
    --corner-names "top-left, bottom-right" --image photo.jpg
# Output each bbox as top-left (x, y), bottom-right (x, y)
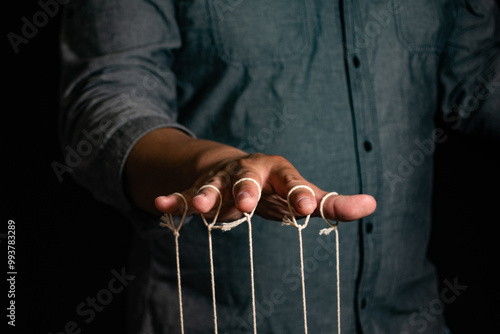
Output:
top-left (353, 56), bottom-right (361, 68)
top-left (360, 298), bottom-right (367, 309)
top-left (365, 222), bottom-right (373, 234)
top-left (363, 140), bottom-right (372, 152)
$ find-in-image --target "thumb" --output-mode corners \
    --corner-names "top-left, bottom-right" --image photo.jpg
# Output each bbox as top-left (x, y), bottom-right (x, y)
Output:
top-left (317, 193), bottom-right (377, 222)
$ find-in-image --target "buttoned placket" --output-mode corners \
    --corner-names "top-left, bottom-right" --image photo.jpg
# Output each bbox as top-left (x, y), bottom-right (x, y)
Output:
top-left (339, 1), bottom-right (383, 332)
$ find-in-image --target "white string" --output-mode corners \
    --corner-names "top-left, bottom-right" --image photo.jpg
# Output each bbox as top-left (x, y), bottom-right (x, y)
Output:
top-left (319, 192), bottom-right (341, 334)
top-left (199, 184), bottom-right (223, 334)
top-left (159, 192), bottom-right (188, 334)
top-left (281, 185), bottom-right (315, 334)
top-left (219, 178), bottom-right (260, 232)
top-left (198, 180), bottom-right (262, 334)
top-left (160, 186), bottom-right (342, 334)
top-left (230, 178), bottom-right (261, 334)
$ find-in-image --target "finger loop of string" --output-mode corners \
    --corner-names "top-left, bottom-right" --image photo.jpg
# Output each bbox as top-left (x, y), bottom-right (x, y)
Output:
top-left (221, 178), bottom-right (262, 231)
top-left (159, 192), bottom-right (188, 236)
top-left (198, 184), bottom-right (223, 231)
top-left (319, 192), bottom-right (339, 235)
top-left (281, 185), bottom-right (315, 230)
top-left (159, 192), bottom-right (188, 334)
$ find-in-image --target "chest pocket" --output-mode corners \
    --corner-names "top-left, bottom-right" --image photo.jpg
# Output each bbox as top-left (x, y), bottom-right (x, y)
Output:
top-left (207, 0), bottom-right (311, 65)
top-left (393, 0), bottom-right (454, 53)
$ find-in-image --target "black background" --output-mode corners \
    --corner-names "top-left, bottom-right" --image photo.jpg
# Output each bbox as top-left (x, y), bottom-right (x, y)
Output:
top-left (4, 1), bottom-right (500, 333)
top-left (5, 2), bottom-right (132, 333)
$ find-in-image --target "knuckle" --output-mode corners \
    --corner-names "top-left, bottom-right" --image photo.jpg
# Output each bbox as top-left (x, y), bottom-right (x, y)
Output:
top-left (282, 173), bottom-right (303, 186)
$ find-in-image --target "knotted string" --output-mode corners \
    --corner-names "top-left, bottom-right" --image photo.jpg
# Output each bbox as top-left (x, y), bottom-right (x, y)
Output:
top-left (228, 178), bottom-right (261, 334)
top-left (199, 184), bottom-right (224, 334)
top-left (161, 186), bottom-right (342, 334)
top-left (319, 192), bottom-right (341, 334)
top-left (159, 192), bottom-right (188, 334)
top-left (219, 178), bottom-right (261, 232)
top-left (198, 178), bottom-right (261, 334)
top-left (201, 179), bottom-right (262, 334)
top-left (281, 185), bottom-right (315, 334)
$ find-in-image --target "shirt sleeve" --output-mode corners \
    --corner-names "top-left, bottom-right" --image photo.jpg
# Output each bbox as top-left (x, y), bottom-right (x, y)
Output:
top-left (58, 0), bottom-right (194, 213)
top-left (439, 0), bottom-right (500, 141)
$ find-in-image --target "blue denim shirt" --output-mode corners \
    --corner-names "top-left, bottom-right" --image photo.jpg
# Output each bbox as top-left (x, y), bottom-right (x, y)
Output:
top-left (59, 0), bottom-right (500, 333)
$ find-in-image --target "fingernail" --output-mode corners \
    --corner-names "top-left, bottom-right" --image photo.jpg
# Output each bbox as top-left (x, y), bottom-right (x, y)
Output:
top-left (296, 196), bottom-right (314, 209)
top-left (193, 193), bottom-right (206, 202)
top-left (237, 191), bottom-right (252, 204)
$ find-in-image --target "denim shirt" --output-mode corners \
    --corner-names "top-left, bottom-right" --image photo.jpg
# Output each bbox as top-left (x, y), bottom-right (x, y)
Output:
top-left (59, 0), bottom-right (500, 333)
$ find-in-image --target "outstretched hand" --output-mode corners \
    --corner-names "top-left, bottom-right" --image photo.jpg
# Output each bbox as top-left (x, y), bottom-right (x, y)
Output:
top-left (154, 153), bottom-right (376, 223)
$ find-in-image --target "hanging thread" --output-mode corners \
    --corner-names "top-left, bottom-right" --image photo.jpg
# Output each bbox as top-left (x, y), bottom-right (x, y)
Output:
top-left (161, 185), bottom-right (342, 334)
top-left (281, 185), bottom-right (315, 334)
top-left (198, 184), bottom-right (224, 334)
top-left (202, 178), bottom-right (262, 334)
top-left (319, 192), bottom-right (341, 334)
top-left (229, 178), bottom-right (261, 334)
top-left (159, 192), bottom-right (189, 334)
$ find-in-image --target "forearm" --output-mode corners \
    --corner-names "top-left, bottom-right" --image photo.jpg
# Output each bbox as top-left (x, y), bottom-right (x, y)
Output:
top-left (124, 127), bottom-right (248, 214)
top-left (59, 0), bottom-right (189, 211)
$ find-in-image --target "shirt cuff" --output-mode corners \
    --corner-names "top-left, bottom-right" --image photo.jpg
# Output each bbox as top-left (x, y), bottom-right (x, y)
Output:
top-left (79, 115), bottom-right (195, 214)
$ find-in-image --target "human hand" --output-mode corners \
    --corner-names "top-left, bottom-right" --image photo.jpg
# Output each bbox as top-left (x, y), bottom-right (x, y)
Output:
top-left (154, 153), bottom-right (376, 223)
